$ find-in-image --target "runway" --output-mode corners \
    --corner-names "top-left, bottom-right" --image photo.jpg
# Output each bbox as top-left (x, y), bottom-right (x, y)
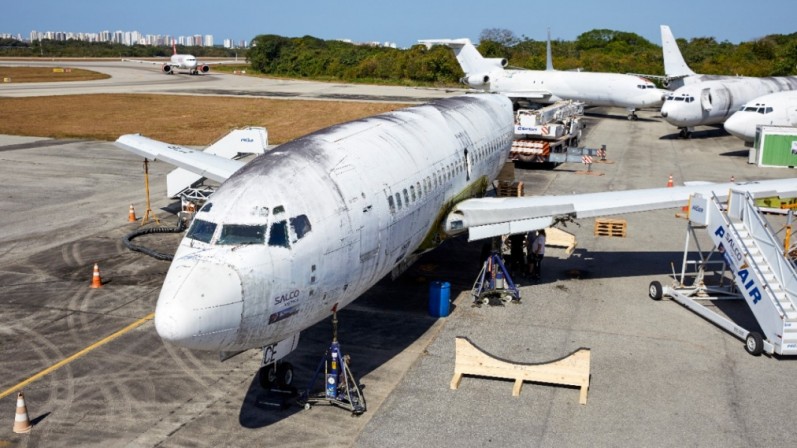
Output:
top-left (0, 59), bottom-right (462, 103)
top-left (0, 65), bottom-right (796, 447)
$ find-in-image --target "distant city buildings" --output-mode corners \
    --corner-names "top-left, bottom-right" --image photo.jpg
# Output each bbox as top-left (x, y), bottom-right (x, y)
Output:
top-left (12, 29), bottom-right (248, 48)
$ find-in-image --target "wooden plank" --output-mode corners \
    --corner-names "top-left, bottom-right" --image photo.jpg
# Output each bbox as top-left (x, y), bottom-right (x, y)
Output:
top-left (450, 337), bottom-right (591, 405)
top-left (594, 218), bottom-right (627, 237)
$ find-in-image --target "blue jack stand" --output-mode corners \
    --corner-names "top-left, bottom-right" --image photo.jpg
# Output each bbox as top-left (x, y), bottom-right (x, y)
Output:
top-left (472, 251), bottom-right (521, 306)
top-left (299, 311), bottom-right (366, 415)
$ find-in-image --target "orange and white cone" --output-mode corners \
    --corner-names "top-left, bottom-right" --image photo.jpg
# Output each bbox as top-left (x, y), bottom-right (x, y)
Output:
top-left (90, 263), bottom-right (103, 289)
top-left (666, 175), bottom-right (674, 188)
top-left (128, 204), bottom-right (137, 222)
top-left (13, 391), bottom-right (31, 434)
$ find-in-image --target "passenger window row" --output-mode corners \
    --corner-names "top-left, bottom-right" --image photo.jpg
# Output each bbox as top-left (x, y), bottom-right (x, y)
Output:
top-left (386, 136), bottom-right (507, 214)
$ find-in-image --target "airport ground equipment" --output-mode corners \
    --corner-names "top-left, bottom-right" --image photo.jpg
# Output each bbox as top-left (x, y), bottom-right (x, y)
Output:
top-left (510, 101), bottom-right (586, 165)
top-left (472, 251), bottom-right (520, 305)
top-left (749, 125), bottom-right (797, 168)
top-left (300, 311), bottom-right (366, 415)
top-left (649, 189), bottom-right (797, 356)
top-left (450, 337), bottom-right (591, 405)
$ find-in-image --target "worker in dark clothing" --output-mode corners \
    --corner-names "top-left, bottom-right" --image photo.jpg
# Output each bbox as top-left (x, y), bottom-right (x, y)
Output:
top-left (508, 233), bottom-right (525, 277)
top-left (529, 229), bottom-right (546, 280)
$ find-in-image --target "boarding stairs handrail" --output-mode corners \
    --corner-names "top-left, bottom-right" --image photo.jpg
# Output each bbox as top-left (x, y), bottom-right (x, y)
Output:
top-left (731, 190), bottom-right (797, 318)
top-left (709, 193), bottom-right (788, 320)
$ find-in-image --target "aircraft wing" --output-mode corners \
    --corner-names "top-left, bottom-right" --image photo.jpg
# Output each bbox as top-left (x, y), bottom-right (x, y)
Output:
top-left (121, 58), bottom-right (164, 65)
top-left (444, 179), bottom-right (797, 241)
top-left (115, 134), bottom-right (245, 183)
top-left (499, 91), bottom-right (553, 100)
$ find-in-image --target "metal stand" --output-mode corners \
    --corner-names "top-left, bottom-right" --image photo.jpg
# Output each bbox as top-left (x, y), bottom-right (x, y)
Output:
top-left (472, 251), bottom-right (520, 306)
top-left (141, 159), bottom-right (160, 225)
top-left (300, 311), bottom-right (366, 415)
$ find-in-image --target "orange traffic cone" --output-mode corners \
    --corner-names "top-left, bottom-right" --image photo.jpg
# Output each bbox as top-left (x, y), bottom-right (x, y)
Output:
top-left (666, 175), bottom-right (674, 188)
top-left (730, 175), bottom-right (735, 183)
top-left (90, 263), bottom-right (103, 289)
top-left (128, 204), bottom-right (137, 222)
top-left (13, 391), bottom-right (31, 434)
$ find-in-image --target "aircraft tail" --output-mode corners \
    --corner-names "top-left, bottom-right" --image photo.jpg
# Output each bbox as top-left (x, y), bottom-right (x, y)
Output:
top-left (660, 25), bottom-right (695, 77)
top-left (545, 29), bottom-right (554, 71)
top-left (418, 38), bottom-right (500, 75)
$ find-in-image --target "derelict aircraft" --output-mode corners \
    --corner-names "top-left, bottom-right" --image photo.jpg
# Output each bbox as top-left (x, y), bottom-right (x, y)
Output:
top-left (658, 25), bottom-right (797, 138)
top-left (123, 42), bottom-right (233, 75)
top-left (418, 37), bottom-right (664, 120)
top-left (723, 90), bottom-right (797, 142)
top-left (115, 94), bottom-right (797, 387)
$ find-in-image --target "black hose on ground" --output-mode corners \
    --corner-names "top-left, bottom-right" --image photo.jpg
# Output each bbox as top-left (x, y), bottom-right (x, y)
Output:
top-left (122, 219), bottom-right (186, 261)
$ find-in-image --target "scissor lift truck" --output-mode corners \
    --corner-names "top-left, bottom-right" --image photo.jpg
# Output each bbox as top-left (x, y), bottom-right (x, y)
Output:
top-left (648, 188), bottom-right (797, 356)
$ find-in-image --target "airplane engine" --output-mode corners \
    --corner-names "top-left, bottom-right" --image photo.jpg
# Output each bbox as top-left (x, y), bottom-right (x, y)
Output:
top-left (197, 64), bottom-right (210, 74)
top-left (462, 74), bottom-right (490, 88)
top-left (162, 64), bottom-right (173, 74)
top-left (485, 57), bottom-right (508, 69)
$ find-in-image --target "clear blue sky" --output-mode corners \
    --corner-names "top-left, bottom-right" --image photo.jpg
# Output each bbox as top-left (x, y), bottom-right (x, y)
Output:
top-left (2, 0), bottom-right (795, 47)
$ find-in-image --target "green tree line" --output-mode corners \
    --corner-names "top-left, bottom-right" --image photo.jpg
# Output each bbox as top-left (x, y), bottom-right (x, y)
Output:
top-left (0, 38), bottom-right (241, 58)
top-left (4, 28), bottom-right (797, 83)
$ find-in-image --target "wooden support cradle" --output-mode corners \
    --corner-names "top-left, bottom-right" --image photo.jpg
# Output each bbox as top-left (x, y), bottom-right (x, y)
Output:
top-left (450, 337), bottom-right (591, 405)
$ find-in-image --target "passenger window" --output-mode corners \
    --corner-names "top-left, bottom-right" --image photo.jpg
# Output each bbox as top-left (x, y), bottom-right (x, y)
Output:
top-left (410, 186), bottom-right (416, 202)
top-left (186, 219), bottom-right (217, 244)
top-left (290, 215), bottom-right (312, 240)
top-left (388, 195), bottom-right (396, 213)
top-left (416, 182), bottom-right (422, 199)
top-left (268, 220), bottom-right (290, 248)
top-left (218, 224), bottom-right (266, 245)
top-left (395, 192), bottom-right (402, 209)
top-left (403, 189), bottom-right (409, 205)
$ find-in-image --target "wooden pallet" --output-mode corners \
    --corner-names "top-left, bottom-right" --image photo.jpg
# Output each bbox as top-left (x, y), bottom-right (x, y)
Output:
top-left (495, 180), bottom-right (524, 197)
top-left (594, 218), bottom-right (627, 237)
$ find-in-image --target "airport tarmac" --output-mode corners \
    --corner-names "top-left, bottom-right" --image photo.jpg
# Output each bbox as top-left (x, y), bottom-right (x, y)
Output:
top-left (0, 59), bottom-right (461, 103)
top-left (1, 107), bottom-right (796, 448)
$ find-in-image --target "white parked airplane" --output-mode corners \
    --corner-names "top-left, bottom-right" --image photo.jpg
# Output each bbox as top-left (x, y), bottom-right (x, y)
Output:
top-left (115, 94), bottom-right (797, 388)
top-left (723, 91), bottom-right (797, 142)
top-left (419, 37), bottom-right (664, 120)
top-left (124, 42), bottom-right (232, 75)
top-left (658, 25), bottom-right (797, 138)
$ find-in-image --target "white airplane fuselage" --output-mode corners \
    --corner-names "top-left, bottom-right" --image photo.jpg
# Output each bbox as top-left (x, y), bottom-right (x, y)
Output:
top-left (154, 95), bottom-right (515, 352)
top-left (163, 54), bottom-right (209, 74)
top-left (485, 70), bottom-right (664, 110)
top-left (724, 90), bottom-right (797, 142)
top-left (660, 77), bottom-right (797, 130)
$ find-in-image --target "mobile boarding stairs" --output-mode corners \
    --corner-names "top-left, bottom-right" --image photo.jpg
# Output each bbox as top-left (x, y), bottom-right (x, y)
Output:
top-left (648, 189), bottom-right (797, 356)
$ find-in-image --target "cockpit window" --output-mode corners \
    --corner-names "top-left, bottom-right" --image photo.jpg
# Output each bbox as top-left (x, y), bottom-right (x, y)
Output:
top-left (199, 202), bottom-right (213, 213)
top-left (186, 219), bottom-right (217, 244)
top-left (268, 220), bottom-right (290, 248)
top-left (217, 224), bottom-right (266, 245)
top-left (290, 215), bottom-right (312, 240)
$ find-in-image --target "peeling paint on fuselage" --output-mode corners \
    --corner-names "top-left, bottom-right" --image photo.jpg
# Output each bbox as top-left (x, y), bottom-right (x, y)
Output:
top-left (156, 94), bottom-right (515, 352)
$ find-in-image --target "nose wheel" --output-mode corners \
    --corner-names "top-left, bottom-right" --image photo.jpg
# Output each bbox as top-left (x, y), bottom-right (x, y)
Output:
top-left (678, 128), bottom-right (692, 139)
top-left (258, 361), bottom-right (294, 389)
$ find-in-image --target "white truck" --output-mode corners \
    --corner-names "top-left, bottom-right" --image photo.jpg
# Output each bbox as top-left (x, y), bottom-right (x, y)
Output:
top-left (510, 101), bottom-right (584, 165)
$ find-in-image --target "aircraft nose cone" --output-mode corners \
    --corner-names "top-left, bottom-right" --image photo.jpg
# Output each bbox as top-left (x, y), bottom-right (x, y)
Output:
top-left (723, 115), bottom-right (754, 142)
top-left (155, 258), bottom-right (243, 350)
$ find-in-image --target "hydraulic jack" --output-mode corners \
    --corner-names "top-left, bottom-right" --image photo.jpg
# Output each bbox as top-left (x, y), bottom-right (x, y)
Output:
top-left (472, 251), bottom-right (520, 306)
top-left (299, 310), bottom-right (366, 415)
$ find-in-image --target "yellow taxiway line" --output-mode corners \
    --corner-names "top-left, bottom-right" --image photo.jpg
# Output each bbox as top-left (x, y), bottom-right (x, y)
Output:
top-left (0, 312), bottom-right (155, 400)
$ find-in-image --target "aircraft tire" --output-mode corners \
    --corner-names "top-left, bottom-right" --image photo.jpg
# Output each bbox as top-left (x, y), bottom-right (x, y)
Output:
top-left (258, 364), bottom-right (277, 389)
top-left (745, 332), bottom-right (764, 356)
top-left (648, 281), bottom-right (663, 300)
top-left (277, 362), bottom-right (294, 387)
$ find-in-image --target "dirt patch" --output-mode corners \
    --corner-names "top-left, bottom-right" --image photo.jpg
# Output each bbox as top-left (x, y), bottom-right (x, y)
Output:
top-left (0, 94), bottom-right (408, 145)
top-left (0, 66), bottom-right (109, 83)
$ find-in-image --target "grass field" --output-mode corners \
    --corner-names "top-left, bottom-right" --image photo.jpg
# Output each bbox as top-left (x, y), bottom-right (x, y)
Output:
top-left (0, 66), bottom-right (110, 83)
top-left (0, 94), bottom-right (408, 145)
